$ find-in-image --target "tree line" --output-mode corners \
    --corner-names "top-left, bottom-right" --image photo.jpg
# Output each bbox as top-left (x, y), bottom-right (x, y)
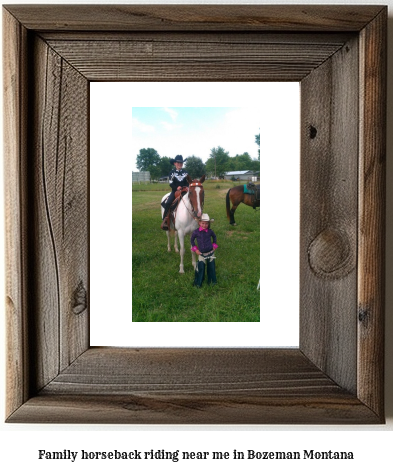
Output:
top-left (136, 134), bottom-right (260, 180)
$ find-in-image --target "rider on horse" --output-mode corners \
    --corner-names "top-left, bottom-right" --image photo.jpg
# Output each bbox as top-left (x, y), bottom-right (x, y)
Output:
top-left (161, 155), bottom-right (188, 230)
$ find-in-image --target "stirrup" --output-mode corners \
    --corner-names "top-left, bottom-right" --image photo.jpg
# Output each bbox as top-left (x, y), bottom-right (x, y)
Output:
top-left (161, 217), bottom-right (169, 230)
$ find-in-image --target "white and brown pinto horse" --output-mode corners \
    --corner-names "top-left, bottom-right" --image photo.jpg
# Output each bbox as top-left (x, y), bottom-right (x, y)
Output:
top-left (161, 175), bottom-right (205, 273)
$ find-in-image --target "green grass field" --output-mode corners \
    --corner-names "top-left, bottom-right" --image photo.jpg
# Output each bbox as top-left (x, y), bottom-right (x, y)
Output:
top-left (132, 180), bottom-right (260, 322)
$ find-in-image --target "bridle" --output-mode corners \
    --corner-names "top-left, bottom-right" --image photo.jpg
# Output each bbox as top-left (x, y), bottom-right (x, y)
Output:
top-left (182, 181), bottom-right (204, 220)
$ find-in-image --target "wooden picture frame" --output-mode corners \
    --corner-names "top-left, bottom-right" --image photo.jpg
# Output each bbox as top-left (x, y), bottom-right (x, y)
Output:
top-left (3, 5), bottom-right (386, 424)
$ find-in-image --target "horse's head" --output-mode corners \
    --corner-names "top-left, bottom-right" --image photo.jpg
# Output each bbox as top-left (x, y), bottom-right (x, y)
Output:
top-left (187, 175), bottom-right (205, 218)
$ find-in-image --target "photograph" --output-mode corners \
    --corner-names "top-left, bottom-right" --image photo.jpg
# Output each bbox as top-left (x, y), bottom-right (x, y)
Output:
top-left (132, 106), bottom-right (261, 322)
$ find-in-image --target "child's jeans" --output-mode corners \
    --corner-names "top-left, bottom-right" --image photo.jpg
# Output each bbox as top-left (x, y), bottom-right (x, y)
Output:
top-left (193, 251), bottom-right (217, 287)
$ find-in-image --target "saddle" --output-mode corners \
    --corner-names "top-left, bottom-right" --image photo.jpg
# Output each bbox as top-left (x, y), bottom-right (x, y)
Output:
top-left (175, 186), bottom-right (189, 200)
top-left (161, 187), bottom-right (189, 210)
top-left (244, 183), bottom-right (260, 209)
top-left (162, 187), bottom-right (189, 229)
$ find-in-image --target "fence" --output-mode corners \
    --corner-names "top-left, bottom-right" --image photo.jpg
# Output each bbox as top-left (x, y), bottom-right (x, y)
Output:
top-left (132, 171), bottom-right (151, 183)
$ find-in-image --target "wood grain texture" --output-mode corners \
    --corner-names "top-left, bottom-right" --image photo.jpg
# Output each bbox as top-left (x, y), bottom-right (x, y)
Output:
top-left (45, 36), bottom-right (348, 82)
top-left (357, 8), bottom-right (387, 417)
top-left (40, 31), bottom-right (354, 43)
top-left (300, 36), bottom-right (359, 394)
top-left (9, 392), bottom-right (379, 425)
top-left (7, 348), bottom-right (380, 424)
top-left (44, 348), bottom-right (341, 395)
top-left (3, 4), bottom-right (385, 32)
top-left (3, 9), bottom-right (30, 418)
top-left (30, 36), bottom-right (89, 390)
top-left (3, 5), bottom-right (386, 424)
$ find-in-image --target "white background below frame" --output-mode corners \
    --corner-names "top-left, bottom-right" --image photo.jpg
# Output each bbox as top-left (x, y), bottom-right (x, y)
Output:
top-left (90, 82), bottom-right (300, 347)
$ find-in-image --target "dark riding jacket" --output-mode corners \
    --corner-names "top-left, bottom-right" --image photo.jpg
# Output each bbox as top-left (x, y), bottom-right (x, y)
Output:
top-left (162, 168), bottom-right (189, 217)
top-left (169, 168), bottom-right (188, 191)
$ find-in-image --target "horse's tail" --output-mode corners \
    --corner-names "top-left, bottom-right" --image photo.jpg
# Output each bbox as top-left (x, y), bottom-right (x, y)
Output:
top-left (226, 189), bottom-right (231, 221)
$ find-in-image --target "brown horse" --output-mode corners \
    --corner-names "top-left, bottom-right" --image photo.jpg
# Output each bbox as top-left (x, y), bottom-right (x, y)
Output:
top-left (226, 183), bottom-right (260, 225)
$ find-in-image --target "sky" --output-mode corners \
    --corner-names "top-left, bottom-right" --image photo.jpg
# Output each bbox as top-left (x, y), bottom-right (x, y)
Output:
top-left (131, 106), bottom-right (260, 164)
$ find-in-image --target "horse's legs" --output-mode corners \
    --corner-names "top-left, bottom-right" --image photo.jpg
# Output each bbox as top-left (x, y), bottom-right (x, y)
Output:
top-left (174, 230), bottom-right (179, 253)
top-left (227, 189), bottom-right (240, 226)
top-left (178, 231), bottom-right (185, 273)
top-left (166, 230), bottom-right (171, 252)
top-left (229, 204), bottom-right (238, 226)
top-left (165, 229), bottom-right (179, 253)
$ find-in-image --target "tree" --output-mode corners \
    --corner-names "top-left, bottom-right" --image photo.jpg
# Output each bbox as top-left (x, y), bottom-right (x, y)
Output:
top-left (232, 152), bottom-right (253, 170)
top-left (159, 157), bottom-right (173, 177)
top-left (136, 148), bottom-right (161, 171)
top-left (255, 133), bottom-right (260, 160)
top-left (205, 146), bottom-right (230, 177)
top-left (249, 159), bottom-right (260, 172)
top-left (185, 155), bottom-right (206, 179)
top-left (227, 152), bottom-right (260, 174)
top-left (148, 165), bottom-right (162, 181)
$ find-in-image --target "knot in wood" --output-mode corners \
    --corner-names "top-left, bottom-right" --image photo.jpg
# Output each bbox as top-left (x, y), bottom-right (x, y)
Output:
top-left (358, 307), bottom-right (370, 325)
top-left (308, 228), bottom-right (355, 279)
top-left (309, 125), bottom-right (317, 139)
top-left (72, 281), bottom-right (87, 315)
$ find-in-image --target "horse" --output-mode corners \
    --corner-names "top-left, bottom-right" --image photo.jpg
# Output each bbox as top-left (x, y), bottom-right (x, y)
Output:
top-left (226, 183), bottom-right (260, 226)
top-left (161, 175), bottom-right (205, 273)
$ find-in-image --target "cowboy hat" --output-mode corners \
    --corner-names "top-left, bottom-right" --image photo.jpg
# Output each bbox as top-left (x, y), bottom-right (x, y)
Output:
top-left (200, 213), bottom-right (214, 222)
top-left (170, 155), bottom-right (187, 165)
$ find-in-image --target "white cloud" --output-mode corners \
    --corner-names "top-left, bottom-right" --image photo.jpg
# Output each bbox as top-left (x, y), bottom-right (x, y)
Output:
top-left (160, 121), bottom-right (183, 131)
top-left (162, 107), bottom-right (178, 121)
top-left (132, 117), bottom-right (155, 133)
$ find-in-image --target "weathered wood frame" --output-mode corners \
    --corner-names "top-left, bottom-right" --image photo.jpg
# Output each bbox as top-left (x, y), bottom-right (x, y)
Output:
top-left (3, 5), bottom-right (386, 423)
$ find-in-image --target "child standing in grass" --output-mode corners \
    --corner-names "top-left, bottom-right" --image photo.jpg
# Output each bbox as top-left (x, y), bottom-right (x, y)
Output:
top-left (191, 213), bottom-right (218, 287)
